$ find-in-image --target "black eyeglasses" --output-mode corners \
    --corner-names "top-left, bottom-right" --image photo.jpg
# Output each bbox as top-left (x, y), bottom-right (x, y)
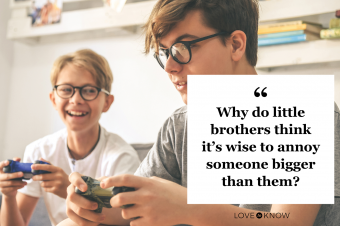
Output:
top-left (54, 84), bottom-right (110, 101)
top-left (153, 31), bottom-right (231, 69)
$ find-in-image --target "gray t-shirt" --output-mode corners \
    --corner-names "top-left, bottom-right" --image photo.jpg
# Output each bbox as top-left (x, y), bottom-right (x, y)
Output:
top-left (135, 106), bottom-right (187, 187)
top-left (135, 106), bottom-right (188, 226)
top-left (135, 104), bottom-right (340, 225)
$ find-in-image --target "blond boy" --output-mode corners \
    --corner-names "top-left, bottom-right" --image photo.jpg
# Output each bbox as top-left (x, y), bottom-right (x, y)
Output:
top-left (0, 49), bottom-right (140, 226)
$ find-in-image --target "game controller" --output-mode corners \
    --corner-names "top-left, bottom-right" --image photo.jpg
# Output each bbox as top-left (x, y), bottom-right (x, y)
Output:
top-left (75, 176), bottom-right (135, 213)
top-left (2, 160), bottom-right (51, 180)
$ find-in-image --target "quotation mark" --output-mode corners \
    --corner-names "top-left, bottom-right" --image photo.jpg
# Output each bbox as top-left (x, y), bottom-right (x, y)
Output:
top-left (254, 87), bottom-right (267, 97)
top-left (256, 212), bottom-right (263, 219)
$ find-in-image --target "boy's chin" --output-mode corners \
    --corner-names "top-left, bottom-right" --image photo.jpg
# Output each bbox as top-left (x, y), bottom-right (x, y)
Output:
top-left (181, 94), bottom-right (187, 105)
top-left (65, 123), bottom-right (91, 133)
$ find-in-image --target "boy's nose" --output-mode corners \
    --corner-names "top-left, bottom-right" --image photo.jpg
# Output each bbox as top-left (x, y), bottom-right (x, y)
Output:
top-left (164, 54), bottom-right (182, 74)
top-left (69, 88), bottom-right (85, 104)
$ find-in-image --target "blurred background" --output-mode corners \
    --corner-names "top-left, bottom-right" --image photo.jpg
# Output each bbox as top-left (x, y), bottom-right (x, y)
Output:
top-left (0, 0), bottom-right (340, 161)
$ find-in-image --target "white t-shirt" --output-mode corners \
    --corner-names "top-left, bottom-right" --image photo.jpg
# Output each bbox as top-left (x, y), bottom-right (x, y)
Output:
top-left (18, 126), bottom-right (141, 226)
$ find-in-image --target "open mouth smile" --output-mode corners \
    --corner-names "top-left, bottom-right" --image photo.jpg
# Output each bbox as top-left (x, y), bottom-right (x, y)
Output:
top-left (174, 81), bottom-right (187, 90)
top-left (66, 110), bottom-right (89, 117)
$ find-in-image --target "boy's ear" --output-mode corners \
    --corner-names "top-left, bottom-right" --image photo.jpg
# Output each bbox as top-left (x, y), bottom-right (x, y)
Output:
top-left (102, 94), bottom-right (114, 113)
top-left (229, 30), bottom-right (247, 62)
top-left (49, 91), bottom-right (57, 110)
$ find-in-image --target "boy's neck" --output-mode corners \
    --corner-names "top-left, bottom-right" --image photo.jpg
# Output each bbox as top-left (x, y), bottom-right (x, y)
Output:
top-left (232, 58), bottom-right (258, 75)
top-left (67, 125), bottom-right (100, 160)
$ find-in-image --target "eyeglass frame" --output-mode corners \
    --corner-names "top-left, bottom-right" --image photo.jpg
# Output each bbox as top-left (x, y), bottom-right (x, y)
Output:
top-left (53, 84), bottom-right (110, 101)
top-left (153, 31), bottom-right (232, 69)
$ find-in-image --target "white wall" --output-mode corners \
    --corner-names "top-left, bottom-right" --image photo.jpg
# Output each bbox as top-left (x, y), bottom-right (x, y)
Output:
top-left (0, 1), bottom-right (13, 161)
top-left (2, 33), bottom-right (184, 160)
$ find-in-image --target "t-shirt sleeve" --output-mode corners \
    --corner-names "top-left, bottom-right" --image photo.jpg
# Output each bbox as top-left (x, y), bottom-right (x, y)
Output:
top-left (334, 102), bottom-right (340, 197)
top-left (108, 149), bottom-right (141, 176)
top-left (135, 117), bottom-right (182, 185)
top-left (18, 144), bottom-right (43, 198)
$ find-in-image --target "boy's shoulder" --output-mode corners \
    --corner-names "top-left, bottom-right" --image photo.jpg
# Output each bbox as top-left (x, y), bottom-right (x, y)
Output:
top-left (100, 127), bottom-right (137, 155)
top-left (162, 105), bottom-right (187, 128)
top-left (171, 105), bottom-right (187, 116)
top-left (25, 128), bottom-right (67, 153)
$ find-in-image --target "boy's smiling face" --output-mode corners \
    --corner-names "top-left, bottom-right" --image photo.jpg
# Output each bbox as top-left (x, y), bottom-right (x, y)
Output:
top-left (159, 10), bottom-right (251, 104)
top-left (49, 63), bottom-right (113, 132)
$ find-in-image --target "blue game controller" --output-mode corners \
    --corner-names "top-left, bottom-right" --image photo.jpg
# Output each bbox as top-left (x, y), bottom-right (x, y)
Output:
top-left (2, 160), bottom-right (51, 180)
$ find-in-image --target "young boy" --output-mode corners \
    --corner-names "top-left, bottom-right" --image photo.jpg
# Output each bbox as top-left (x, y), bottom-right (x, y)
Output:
top-left (60, 0), bottom-right (339, 226)
top-left (0, 49), bottom-right (140, 226)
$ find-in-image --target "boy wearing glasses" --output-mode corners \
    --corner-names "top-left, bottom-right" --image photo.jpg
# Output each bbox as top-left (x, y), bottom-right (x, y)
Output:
top-left (0, 49), bottom-right (140, 226)
top-left (60, 0), bottom-right (339, 226)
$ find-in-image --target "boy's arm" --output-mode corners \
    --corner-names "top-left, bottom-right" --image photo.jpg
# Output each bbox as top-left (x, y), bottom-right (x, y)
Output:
top-left (0, 159), bottom-right (39, 226)
top-left (1, 191), bottom-right (39, 226)
top-left (103, 175), bottom-right (321, 226)
top-left (66, 172), bottom-right (321, 226)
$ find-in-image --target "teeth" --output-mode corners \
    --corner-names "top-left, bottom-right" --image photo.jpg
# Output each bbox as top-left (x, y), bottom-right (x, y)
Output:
top-left (68, 111), bottom-right (87, 116)
top-left (178, 82), bottom-right (187, 85)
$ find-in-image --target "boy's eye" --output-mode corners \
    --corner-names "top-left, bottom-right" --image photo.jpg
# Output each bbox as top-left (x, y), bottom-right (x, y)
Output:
top-left (59, 87), bottom-right (72, 93)
top-left (82, 87), bottom-right (97, 96)
top-left (84, 88), bottom-right (96, 93)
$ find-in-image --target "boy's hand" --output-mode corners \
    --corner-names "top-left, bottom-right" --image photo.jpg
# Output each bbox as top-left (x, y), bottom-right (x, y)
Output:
top-left (31, 158), bottom-right (70, 199)
top-left (66, 172), bottom-right (105, 226)
top-left (0, 158), bottom-right (27, 198)
top-left (101, 174), bottom-right (189, 226)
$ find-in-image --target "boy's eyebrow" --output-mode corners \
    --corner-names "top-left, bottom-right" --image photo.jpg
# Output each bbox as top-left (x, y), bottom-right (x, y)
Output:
top-left (56, 83), bottom-right (99, 87)
top-left (159, 33), bottom-right (200, 48)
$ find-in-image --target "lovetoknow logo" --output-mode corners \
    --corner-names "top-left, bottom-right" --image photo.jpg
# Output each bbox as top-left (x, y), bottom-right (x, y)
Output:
top-left (234, 212), bottom-right (290, 219)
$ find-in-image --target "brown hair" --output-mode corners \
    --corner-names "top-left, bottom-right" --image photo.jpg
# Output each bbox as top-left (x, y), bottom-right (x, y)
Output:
top-left (50, 49), bottom-right (113, 92)
top-left (144, 0), bottom-right (259, 66)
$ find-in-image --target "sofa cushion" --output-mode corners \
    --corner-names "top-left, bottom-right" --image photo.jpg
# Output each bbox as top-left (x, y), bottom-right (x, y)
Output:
top-left (131, 143), bottom-right (153, 162)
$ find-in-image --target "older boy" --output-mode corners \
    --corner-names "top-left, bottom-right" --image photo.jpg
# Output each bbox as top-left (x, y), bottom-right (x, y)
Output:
top-left (0, 49), bottom-right (140, 226)
top-left (61, 0), bottom-right (339, 226)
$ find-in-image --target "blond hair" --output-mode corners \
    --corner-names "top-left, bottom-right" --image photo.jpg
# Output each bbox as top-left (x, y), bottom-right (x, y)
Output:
top-left (144, 0), bottom-right (259, 67)
top-left (50, 49), bottom-right (113, 92)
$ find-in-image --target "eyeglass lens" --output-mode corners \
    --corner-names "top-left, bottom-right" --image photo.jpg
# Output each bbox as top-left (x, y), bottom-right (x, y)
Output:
top-left (158, 43), bottom-right (190, 68)
top-left (171, 43), bottom-right (190, 63)
top-left (56, 85), bottom-right (99, 100)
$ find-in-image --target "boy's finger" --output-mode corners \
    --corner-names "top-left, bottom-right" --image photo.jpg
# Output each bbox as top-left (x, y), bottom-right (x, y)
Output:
top-left (96, 176), bottom-right (108, 181)
top-left (40, 181), bottom-right (54, 188)
top-left (121, 204), bottom-right (141, 220)
top-left (31, 164), bottom-right (56, 173)
top-left (68, 185), bottom-right (98, 210)
top-left (69, 172), bottom-right (87, 192)
top-left (32, 173), bottom-right (56, 181)
top-left (13, 157), bottom-right (21, 162)
top-left (0, 172), bottom-right (23, 181)
top-left (1, 185), bottom-right (26, 193)
top-left (39, 157), bottom-right (51, 164)
top-left (100, 174), bottom-right (145, 189)
top-left (43, 187), bottom-right (55, 193)
top-left (110, 190), bottom-right (139, 208)
top-left (0, 180), bottom-right (27, 187)
top-left (0, 160), bottom-right (10, 170)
